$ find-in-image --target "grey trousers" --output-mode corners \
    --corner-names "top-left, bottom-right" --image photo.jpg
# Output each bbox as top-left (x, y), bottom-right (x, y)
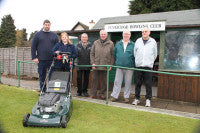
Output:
top-left (111, 68), bottom-right (133, 99)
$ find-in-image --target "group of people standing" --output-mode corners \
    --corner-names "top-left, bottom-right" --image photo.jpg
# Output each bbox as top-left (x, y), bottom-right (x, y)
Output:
top-left (110, 28), bottom-right (157, 107)
top-left (31, 19), bottom-right (157, 107)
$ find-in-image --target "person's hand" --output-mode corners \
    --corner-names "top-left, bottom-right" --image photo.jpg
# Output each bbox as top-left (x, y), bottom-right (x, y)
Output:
top-left (33, 58), bottom-right (39, 63)
top-left (109, 67), bottom-right (112, 71)
top-left (55, 51), bottom-right (60, 54)
top-left (92, 64), bottom-right (96, 70)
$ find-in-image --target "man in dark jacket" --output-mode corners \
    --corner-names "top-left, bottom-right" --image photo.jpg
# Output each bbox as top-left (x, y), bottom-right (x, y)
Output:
top-left (31, 20), bottom-right (59, 92)
top-left (76, 33), bottom-right (92, 97)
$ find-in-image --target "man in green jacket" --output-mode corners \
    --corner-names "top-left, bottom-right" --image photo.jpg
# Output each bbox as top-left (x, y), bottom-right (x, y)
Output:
top-left (110, 30), bottom-right (135, 103)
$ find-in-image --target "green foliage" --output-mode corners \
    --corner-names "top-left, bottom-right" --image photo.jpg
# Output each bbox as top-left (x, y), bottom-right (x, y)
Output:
top-left (0, 14), bottom-right (16, 48)
top-left (0, 84), bottom-right (199, 133)
top-left (128, 0), bottom-right (200, 15)
top-left (28, 31), bottom-right (37, 42)
top-left (15, 28), bottom-right (28, 47)
top-left (22, 28), bottom-right (27, 41)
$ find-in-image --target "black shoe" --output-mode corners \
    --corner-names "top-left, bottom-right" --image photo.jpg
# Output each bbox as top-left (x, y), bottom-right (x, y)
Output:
top-left (76, 93), bottom-right (82, 96)
top-left (83, 92), bottom-right (89, 97)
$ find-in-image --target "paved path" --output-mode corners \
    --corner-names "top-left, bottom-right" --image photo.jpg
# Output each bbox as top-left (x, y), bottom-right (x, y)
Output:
top-left (1, 76), bottom-right (200, 119)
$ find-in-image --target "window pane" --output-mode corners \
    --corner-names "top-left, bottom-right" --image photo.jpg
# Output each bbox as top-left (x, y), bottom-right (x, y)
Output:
top-left (164, 30), bottom-right (200, 71)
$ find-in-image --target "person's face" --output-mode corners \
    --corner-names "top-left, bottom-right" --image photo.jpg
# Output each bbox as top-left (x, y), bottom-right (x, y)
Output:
top-left (81, 34), bottom-right (88, 43)
top-left (43, 22), bottom-right (51, 31)
top-left (61, 35), bottom-right (68, 43)
top-left (142, 29), bottom-right (150, 40)
top-left (123, 31), bottom-right (131, 41)
top-left (100, 31), bottom-right (107, 41)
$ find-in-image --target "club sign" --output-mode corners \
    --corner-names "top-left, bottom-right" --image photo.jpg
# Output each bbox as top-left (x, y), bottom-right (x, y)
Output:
top-left (105, 21), bottom-right (166, 32)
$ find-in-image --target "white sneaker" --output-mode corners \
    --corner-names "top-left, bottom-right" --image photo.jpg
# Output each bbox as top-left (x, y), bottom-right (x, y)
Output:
top-left (145, 99), bottom-right (151, 107)
top-left (132, 99), bottom-right (140, 105)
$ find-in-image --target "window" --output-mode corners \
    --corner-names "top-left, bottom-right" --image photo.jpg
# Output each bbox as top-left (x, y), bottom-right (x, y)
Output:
top-left (164, 30), bottom-right (200, 71)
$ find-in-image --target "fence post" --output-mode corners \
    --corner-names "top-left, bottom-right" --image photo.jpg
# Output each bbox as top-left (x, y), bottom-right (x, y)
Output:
top-left (15, 46), bottom-right (18, 75)
top-left (2, 48), bottom-right (4, 74)
top-left (106, 66), bottom-right (110, 104)
top-left (18, 61), bottom-right (20, 87)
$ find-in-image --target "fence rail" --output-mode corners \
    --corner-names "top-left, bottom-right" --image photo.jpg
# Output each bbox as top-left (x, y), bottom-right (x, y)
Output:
top-left (17, 62), bottom-right (200, 104)
top-left (17, 61), bottom-right (37, 87)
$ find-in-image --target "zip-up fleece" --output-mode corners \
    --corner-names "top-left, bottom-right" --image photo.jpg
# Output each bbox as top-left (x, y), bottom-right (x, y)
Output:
top-left (114, 40), bottom-right (135, 67)
top-left (134, 37), bottom-right (157, 68)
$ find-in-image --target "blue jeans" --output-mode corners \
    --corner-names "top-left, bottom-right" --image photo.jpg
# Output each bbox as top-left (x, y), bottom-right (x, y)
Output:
top-left (38, 60), bottom-right (52, 92)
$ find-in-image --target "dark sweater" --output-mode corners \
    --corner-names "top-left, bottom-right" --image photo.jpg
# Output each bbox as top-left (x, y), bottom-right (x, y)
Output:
top-left (76, 41), bottom-right (92, 70)
top-left (31, 30), bottom-right (59, 60)
top-left (52, 41), bottom-right (77, 70)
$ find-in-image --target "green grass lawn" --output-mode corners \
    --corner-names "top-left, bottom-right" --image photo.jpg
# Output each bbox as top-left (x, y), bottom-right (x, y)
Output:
top-left (0, 84), bottom-right (199, 133)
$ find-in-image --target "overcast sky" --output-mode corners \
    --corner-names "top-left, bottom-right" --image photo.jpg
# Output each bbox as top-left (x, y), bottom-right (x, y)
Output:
top-left (0, 0), bottom-right (130, 36)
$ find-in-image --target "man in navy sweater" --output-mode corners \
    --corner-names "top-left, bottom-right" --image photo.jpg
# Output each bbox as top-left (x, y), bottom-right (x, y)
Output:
top-left (31, 20), bottom-right (59, 92)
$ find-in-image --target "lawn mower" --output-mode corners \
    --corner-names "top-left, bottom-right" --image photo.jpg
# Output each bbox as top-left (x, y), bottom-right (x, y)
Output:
top-left (23, 52), bottom-right (73, 128)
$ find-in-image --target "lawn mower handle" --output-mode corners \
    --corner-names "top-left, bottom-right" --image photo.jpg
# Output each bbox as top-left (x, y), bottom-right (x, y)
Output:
top-left (58, 52), bottom-right (72, 56)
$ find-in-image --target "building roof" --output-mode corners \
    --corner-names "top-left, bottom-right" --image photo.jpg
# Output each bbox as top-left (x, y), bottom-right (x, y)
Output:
top-left (92, 9), bottom-right (200, 29)
top-left (71, 21), bottom-right (89, 31)
top-left (55, 29), bottom-right (100, 35)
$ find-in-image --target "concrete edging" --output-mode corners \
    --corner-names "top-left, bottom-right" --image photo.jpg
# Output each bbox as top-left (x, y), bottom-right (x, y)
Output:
top-left (73, 97), bottom-right (200, 120)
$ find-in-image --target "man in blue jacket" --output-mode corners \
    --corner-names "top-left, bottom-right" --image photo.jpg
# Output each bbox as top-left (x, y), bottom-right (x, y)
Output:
top-left (110, 30), bottom-right (135, 103)
top-left (31, 20), bottom-right (59, 92)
